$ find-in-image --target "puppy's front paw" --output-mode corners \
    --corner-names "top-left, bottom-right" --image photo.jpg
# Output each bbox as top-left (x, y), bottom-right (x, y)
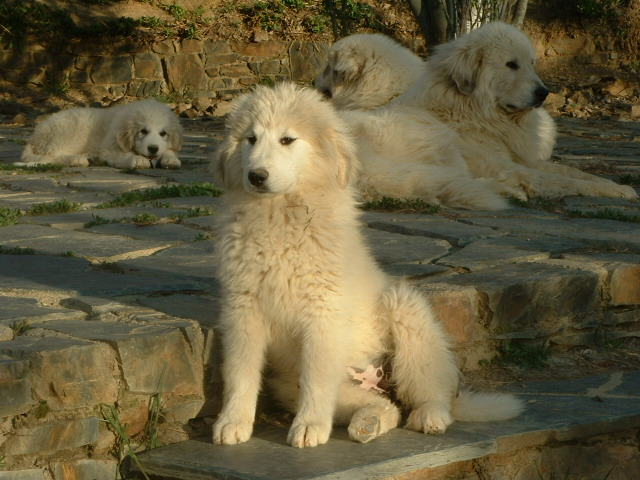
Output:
top-left (127, 155), bottom-right (154, 169)
top-left (212, 417), bottom-right (254, 445)
top-left (287, 421), bottom-right (331, 448)
top-left (406, 402), bottom-right (452, 435)
top-left (159, 154), bottom-right (181, 169)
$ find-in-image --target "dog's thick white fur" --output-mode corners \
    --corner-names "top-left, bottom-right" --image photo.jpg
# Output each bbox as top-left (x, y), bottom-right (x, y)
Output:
top-left (20, 99), bottom-right (183, 169)
top-left (394, 22), bottom-right (637, 200)
top-left (315, 33), bottom-right (426, 110)
top-left (210, 83), bottom-right (523, 449)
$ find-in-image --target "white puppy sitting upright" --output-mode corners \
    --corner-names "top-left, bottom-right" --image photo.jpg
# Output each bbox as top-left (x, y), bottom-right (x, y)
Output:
top-left (210, 82), bottom-right (523, 449)
top-left (20, 99), bottom-right (183, 169)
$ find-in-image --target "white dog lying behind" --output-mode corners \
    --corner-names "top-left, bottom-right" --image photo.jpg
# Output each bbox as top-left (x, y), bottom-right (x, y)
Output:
top-left (210, 83), bottom-right (523, 449)
top-left (315, 33), bottom-right (425, 110)
top-left (20, 99), bottom-right (183, 169)
top-left (395, 21), bottom-right (637, 200)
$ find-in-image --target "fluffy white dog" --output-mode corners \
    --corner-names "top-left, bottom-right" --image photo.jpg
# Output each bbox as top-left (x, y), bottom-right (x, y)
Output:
top-left (315, 33), bottom-right (426, 110)
top-left (210, 83), bottom-right (523, 449)
top-left (20, 99), bottom-right (183, 169)
top-left (394, 22), bottom-right (637, 200)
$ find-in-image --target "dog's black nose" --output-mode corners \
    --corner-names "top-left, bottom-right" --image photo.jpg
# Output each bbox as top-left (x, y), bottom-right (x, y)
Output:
top-left (534, 85), bottom-right (549, 104)
top-left (248, 168), bottom-right (269, 187)
top-left (147, 145), bottom-right (159, 155)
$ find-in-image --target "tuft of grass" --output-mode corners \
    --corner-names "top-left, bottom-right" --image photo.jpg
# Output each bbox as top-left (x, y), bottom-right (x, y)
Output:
top-left (0, 206), bottom-right (22, 226)
top-left (0, 246), bottom-right (36, 255)
top-left (93, 261), bottom-right (126, 274)
top-left (10, 319), bottom-right (31, 335)
top-left (26, 199), bottom-right (82, 216)
top-left (617, 173), bottom-right (640, 186)
top-left (100, 404), bottom-right (151, 480)
top-left (566, 208), bottom-right (640, 223)
top-left (361, 196), bottom-right (440, 214)
top-left (97, 183), bottom-right (222, 209)
top-left (0, 163), bottom-right (65, 173)
top-left (495, 341), bottom-right (548, 370)
top-left (34, 400), bottom-right (50, 419)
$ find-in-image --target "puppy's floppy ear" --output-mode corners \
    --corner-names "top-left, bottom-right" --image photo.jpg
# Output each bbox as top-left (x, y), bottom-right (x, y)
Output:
top-left (116, 120), bottom-right (136, 152)
top-left (432, 41), bottom-right (483, 96)
top-left (168, 119), bottom-right (184, 152)
top-left (210, 138), bottom-right (243, 191)
top-left (331, 47), bottom-right (364, 84)
top-left (321, 126), bottom-right (360, 189)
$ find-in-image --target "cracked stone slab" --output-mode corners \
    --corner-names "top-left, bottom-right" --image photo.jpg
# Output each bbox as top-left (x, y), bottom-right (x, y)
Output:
top-left (0, 224), bottom-right (172, 262)
top-left (365, 213), bottom-right (501, 247)
top-left (0, 297), bottom-right (85, 325)
top-left (0, 254), bottom-right (204, 297)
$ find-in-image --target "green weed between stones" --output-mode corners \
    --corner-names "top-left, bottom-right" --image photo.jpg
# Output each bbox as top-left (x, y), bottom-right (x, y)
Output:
top-left (361, 196), bottom-right (441, 214)
top-left (495, 341), bottom-right (549, 370)
top-left (97, 183), bottom-right (222, 209)
top-left (0, 246), bottom-right (36, 255)
top-left (566, 207), bottom-right (640, 223)
top-left (0, 206), bottom-right (22, 226)
top-left (100, 403), bottom-right (152, 480)
top-left (0, 163), bottom-right (64, 173)
top-left (26, 199), bottom-right (83, 216)
top-left (618, 173), bottom-right (640, 186)
top-left (10, 320), bottom-right (31, 335)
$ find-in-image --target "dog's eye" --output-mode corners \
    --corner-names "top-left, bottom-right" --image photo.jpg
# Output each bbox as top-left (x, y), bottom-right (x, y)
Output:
top-left (140, 129), bottom-right (148, 135)
top-left (160, 131), bottom-right (167, 137)
top-left (506, 61), bottom-right (519, 70)
top-left (246, 135), bottom-right (257, 145)
top-left (280, 137), bottom-right (296, 146)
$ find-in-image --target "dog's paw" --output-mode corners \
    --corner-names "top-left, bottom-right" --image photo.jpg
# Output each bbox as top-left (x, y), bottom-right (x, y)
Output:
top-left (287, 421), bottom-right (331, 448)
top-left (348, 411), bottom-right (381, 444)
top-left (159, 155), bottom-right (181, 169)
top-left (212, 417), bottom-right (254, 445)
top-left (406, 402), bottom-right (452, 435)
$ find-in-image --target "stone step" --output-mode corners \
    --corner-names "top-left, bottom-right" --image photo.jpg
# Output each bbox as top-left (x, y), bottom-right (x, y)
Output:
top-left (133, 371), bottom-right (640, 480)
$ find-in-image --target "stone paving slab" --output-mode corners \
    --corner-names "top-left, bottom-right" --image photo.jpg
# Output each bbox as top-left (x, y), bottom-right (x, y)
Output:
top-left (0, 117), bottom-right (639, 477)
top-left (134, 371), bottom-right (640, 480)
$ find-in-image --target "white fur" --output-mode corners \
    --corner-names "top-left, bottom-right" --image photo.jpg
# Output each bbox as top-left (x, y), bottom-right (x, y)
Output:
top-left (395, 22), bottom-right (637, 200)
top-left (210, 83), bottom-right (524, 449)
top-left (315, 33), bottom-right (426, 110)
top-left (20, 99), bottom-right (183, 169)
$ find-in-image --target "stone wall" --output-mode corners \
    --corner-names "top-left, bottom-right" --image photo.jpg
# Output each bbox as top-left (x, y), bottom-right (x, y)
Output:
top-left (0, 36), bottom-right (330, 114)
top-left (0, 30), bottom-right (629, 116)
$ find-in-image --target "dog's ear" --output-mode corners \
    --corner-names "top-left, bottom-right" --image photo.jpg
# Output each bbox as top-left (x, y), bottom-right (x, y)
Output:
top-left (331, 48), bottom-right (364, 85)
top-left (210, 138), bottom-right (242, 191)
top-left (433, 41), bottom-right (483, 96)
top-left (168, 119), bottom-right (184, 152)
top-left (116, 121), bottom-right (136, 152)
top-left (326, 127), bottom-right (360, 189)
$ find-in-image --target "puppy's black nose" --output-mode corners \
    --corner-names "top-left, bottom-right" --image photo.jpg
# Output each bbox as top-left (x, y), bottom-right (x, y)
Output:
top-left (534, 85), bottom-right (549, 104)
top-left (147, 145), bottom-right (159, 155)
top-left (248, 168), bottom-right (269, 187)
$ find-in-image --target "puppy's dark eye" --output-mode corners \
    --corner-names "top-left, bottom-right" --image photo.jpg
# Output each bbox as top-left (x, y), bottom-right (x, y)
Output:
top-left (246, 135), bottom-right (257, 145)
top-left (140, 129), bottom-right (148, 135)
top-left (280, 137), bottom-right (296, 146)
top-left (506, 61), bottom-right (519, 70)
top-left (160, 131), bottom-right (167, 137)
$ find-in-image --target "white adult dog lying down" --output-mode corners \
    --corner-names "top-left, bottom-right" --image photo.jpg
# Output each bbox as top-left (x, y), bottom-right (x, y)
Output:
top-left (393, 22), bottom-right (637, 200)
top-left (319, 24), bottom-right (637, 202)
top-left (210, 83), bottom-right (523, 448)
top-left (20, 99), bottom-right (183, 169)
top-left (314, 33), bottom-right (426, 110)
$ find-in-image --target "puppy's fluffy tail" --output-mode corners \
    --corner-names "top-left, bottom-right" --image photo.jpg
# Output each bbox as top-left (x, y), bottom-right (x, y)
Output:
top-left (451, 390), bottom-right (524, 422)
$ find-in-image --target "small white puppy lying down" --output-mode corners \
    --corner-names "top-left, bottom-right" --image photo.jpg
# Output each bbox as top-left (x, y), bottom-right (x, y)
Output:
top-left (20, 99), bottom-right (183, 169)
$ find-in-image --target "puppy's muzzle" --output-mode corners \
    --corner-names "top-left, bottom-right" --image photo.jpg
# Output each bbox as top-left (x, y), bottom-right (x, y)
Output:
top-left (248, 168), bottom-right (269, 188)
